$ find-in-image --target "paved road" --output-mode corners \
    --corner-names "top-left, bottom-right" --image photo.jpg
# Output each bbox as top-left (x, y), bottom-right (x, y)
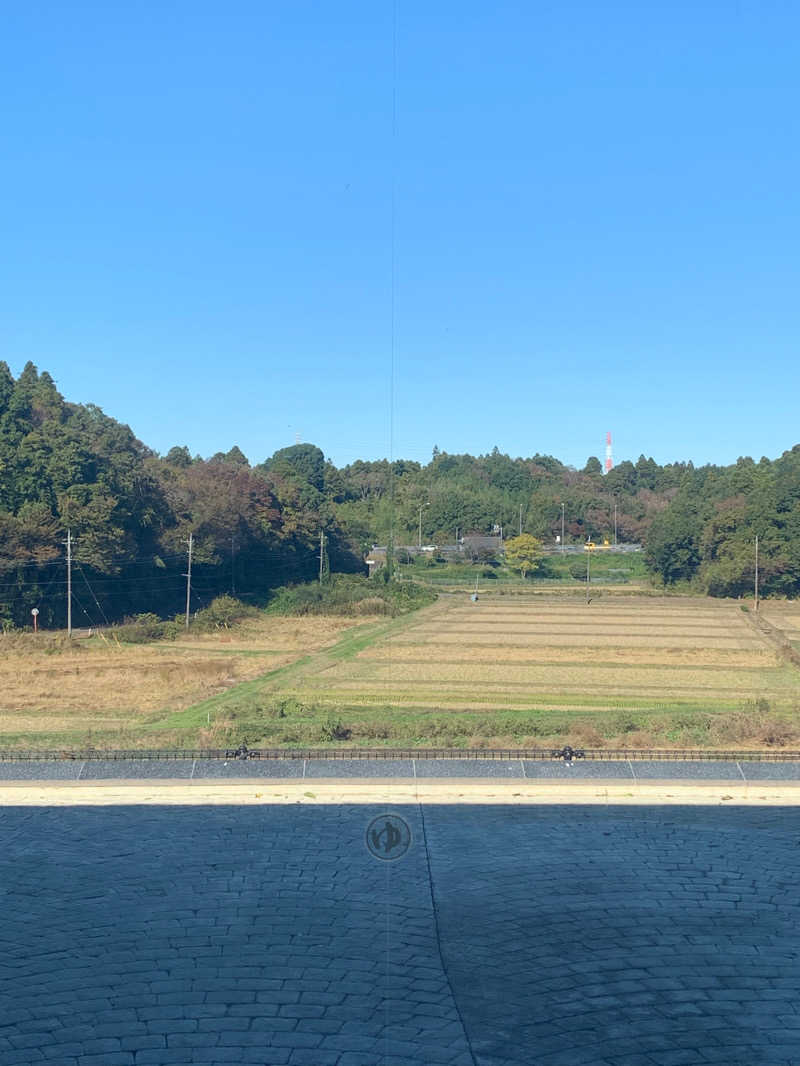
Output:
top-left (3, 759), bottom-right (800, 783)
top-left (0, 803), bottom-right (799, 1065)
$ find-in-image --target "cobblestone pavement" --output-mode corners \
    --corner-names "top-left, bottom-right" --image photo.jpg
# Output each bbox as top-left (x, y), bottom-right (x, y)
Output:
top-left (425, 805), bottom-right (800, 1066)
top-left (0, 803), bottom-right (799, 1065)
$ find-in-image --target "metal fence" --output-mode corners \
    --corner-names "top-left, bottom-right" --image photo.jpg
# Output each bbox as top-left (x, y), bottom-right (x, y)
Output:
top-left (0, 747), bottom-right (799, 762)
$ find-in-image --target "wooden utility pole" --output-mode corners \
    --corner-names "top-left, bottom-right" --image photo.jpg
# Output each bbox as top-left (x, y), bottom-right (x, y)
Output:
top-left (184, 532), bottom-right (193, 629)
top-left (319, 529), bottom-right (325, 584)
top-left (66, 528), bottom-right (72, 637)
top-left (754, 535), bottom-right (759, 612)
top-left (231, 536), bottom-right (235, 596)
top-left (519, 503), bottom-right (523, 536)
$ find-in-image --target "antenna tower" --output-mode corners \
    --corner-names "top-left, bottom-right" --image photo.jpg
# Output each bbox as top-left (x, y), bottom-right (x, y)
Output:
top-left (604, 431), bottom-right (613, 474)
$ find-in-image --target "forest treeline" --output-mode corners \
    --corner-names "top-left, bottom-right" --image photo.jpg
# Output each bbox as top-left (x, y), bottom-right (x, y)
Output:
top-left (1, 361), bottom-right (799, 627)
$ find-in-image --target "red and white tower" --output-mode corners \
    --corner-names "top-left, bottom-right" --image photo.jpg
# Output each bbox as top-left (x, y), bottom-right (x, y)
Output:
top-left (604, 431), bottom-right (613, 474)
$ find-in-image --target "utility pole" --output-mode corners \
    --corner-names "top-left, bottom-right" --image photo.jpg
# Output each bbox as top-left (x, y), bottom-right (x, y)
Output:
top-left (231, 536), bottom-right (235, 596)
top-left (586, 543), bottom-right (591, 604)
top-left (519, 503), bottom-right (523, 536)
top-left (561, 503), bottom-right (565, 553)
top-left (184, 532), bottom-right (193, 629)
top-left (754, 535), bottom-right (759, 612)
top-left (319, 529), bottom-right (326, 584)
top-left (614, 501), bottom-right (618, 547)
top-left (65, 528), bottom-right (72, 637)
top-left (418, 503), bottom-right (428, 549)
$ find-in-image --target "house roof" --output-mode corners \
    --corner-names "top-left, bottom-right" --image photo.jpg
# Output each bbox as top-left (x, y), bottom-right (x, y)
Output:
top-left (461, 535), bottom-right (503, 549)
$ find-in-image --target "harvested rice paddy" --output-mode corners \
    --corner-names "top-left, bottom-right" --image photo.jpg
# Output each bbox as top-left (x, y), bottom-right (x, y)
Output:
top-left (269, 594), bottom-right (791, 713)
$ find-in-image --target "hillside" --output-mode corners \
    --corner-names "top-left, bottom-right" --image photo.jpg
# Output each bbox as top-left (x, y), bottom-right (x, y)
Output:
top-left (2, 360), bottom-right (800, 628)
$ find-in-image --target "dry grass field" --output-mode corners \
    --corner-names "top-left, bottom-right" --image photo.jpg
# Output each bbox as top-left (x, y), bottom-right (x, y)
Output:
top-left (0, 615), bottom-right (367, 746)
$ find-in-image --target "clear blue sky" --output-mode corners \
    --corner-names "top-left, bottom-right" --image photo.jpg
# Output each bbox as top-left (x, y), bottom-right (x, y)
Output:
top-left (2, 2), bottom-right (799, 471)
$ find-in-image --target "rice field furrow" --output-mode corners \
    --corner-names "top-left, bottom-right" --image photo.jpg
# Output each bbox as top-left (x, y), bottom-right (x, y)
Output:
top-left (293, 677), bottom-right (778, 696)
top-left (311, 666), bottom-right (790, 690)
top-left (357, 646), bottom-right (774, 666)
top-left (387, 633), bottom-right (761, 648)
top-left (355, 657), bottom-right (781, 675)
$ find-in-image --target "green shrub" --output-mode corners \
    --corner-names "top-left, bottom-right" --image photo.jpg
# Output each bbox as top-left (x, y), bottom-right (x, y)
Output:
top-left (318, 714), bottom-right (351, 742)
top-left (266, 575), bottom-right (435, 617)
top-left (271, 697), bottom-right (308, 718)
top-left (194, 595), bottom-right (257, 630)
top-left (610, 713), bottom-right (639, 734)
top-left (109, 598), bottom-right (254, 642)
top-left (568, 559), bottom-right (588, 581)
top-left (111, 613), bottom-right (178, 643)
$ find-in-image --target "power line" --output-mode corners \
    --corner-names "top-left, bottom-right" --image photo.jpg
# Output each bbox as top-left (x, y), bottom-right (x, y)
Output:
top-left (0, 549), bottom-right (189, 577)
top-left (70, 588), bottom-right (100, 629)
top-left (77, 564), bottom-right (112, 628)
top-left (0, 528), bottom-right (335, 622)
top-left (4, 574), bottom-right (190, 589)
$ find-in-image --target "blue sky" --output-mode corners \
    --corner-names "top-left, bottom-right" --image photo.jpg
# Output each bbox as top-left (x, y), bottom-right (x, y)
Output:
top-left (2, 2), bottom-right (799, 471)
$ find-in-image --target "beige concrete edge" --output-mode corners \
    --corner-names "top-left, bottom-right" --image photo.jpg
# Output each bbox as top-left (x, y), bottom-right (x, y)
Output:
top-left (2, 779), bottom-right (800, 805)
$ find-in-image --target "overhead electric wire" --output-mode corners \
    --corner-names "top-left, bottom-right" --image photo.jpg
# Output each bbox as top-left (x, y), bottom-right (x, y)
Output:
top-left (0, 548), bottom-right (189, 574)
top-left (77, 564), bottom-right (113, 628)
top-left (1, 521), bottom-right (333, 623)
top-left (0, 550), bottom-right (189, 584)
top-left (69, 589), bottom-right (99, 628)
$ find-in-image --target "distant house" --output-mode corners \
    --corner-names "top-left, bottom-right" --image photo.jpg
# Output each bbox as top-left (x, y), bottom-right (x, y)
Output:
top-left (461, 534), bottom-right (503, 559)
top-left (365, 547), bottom-right (387, 575)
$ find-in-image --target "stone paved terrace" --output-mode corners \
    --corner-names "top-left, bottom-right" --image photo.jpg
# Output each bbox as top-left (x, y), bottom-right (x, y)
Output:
top-left (1, 800), bottom-right (800, 1065)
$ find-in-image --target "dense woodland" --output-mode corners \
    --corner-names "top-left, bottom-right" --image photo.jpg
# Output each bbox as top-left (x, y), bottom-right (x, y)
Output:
top-left (1, 361), bottom-right (799, 628)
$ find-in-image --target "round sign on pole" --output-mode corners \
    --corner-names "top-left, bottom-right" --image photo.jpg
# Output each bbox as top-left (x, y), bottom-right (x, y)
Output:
top-left (31, 608), bottom-right (39, 617)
